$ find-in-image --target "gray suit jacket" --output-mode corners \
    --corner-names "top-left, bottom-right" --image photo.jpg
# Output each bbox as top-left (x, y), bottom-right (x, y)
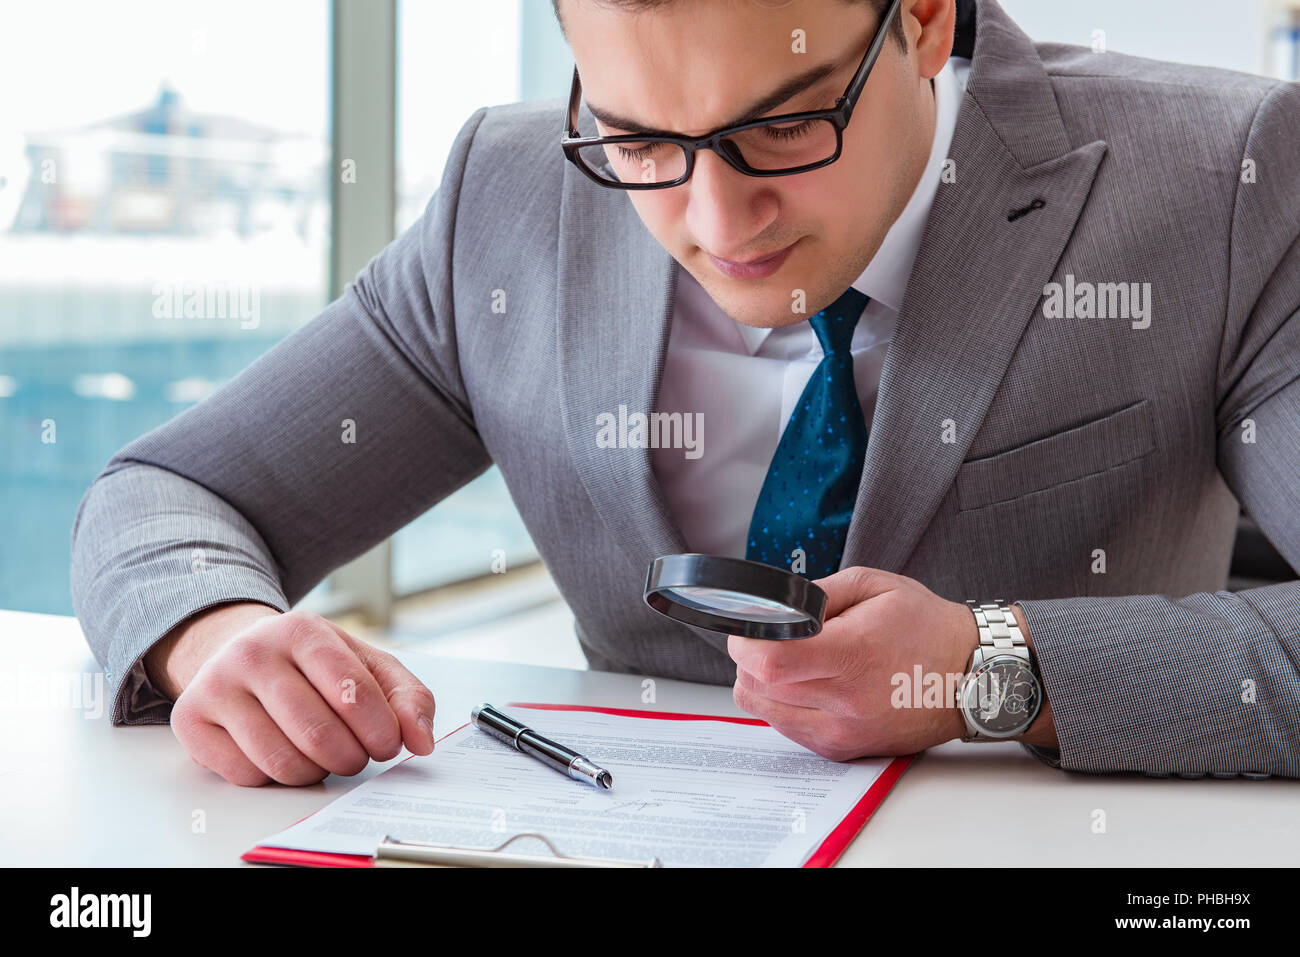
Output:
top-left (71, 0), bottom-right (1300, 777)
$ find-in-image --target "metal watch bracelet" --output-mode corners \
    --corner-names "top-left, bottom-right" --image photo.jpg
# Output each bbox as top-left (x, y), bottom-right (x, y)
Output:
top-left (960, 600), bottom-right (1038, 742)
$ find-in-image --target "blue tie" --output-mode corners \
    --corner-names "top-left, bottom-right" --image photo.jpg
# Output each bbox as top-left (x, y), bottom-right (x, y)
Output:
top-left (745, 287), bottom-right (870, 578)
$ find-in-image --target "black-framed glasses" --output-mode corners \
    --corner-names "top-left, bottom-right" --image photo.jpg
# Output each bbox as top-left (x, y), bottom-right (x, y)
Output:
top-left (561, 0), bottom-right (902, 190)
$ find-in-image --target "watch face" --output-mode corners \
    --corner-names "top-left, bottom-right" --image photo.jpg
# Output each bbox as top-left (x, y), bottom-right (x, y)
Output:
top-left (963, 657), bottom-right (1041, 737)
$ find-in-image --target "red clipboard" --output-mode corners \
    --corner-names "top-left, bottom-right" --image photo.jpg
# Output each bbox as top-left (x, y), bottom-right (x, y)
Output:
top-left (243, 702), bottom-right (916, 868)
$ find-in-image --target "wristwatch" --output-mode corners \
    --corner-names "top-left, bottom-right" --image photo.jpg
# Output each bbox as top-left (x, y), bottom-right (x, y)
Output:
top-left (957, 600), bottom-right (1043, 742)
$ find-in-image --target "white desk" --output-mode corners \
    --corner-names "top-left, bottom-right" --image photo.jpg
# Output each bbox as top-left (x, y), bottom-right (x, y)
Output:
top-left (2, 609), bottom-right (1295, 866)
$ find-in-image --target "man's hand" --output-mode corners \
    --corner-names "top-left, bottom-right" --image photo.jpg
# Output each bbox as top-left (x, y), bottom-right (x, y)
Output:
top-left (729, 567), bottom-right (976, 761)
top-left (144, 604), bottom-right (437, 787)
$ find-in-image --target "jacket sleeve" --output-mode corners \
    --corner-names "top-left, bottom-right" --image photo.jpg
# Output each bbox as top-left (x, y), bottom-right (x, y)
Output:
top-left (70, 106), bottom-right (494, 726)
top-left (1015, 81), bottom-right (1300, 778)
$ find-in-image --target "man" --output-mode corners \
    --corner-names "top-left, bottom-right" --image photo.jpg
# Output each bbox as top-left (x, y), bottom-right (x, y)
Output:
top-left (71, 0), bottom-right (1299, 786)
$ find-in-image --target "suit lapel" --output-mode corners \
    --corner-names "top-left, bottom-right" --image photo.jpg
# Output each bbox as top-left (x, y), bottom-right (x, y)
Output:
top-left (556, 139), bottom-right (689, 573)
top-left (840, 0), bottom-right (1109, 573)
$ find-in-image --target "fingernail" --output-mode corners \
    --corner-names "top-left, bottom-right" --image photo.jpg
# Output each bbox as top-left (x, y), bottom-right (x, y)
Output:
top-left (417, 712), bottom-right (433, 745)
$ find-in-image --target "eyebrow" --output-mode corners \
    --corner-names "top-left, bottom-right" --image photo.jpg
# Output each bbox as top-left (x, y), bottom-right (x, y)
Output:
top-left (585, 58), bottom-right (842, 138)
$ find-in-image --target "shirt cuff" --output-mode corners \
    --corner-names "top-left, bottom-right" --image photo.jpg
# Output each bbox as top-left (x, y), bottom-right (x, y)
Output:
top-left (1020, 741), bottom-right (1063, 769)
top-left (118, 655), bottom-right (176, 727)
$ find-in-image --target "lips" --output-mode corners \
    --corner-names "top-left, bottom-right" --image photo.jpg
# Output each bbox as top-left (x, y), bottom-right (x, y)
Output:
top-left (707, 240), bottom-right (798, 280)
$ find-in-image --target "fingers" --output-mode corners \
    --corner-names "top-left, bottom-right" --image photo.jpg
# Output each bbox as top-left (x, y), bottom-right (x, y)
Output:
top-left (250, 667), bottom-right (371, 777)
top-left (169, 609), bottom-right (438, 787)
top-left (337, 628), bottom-right (437, 757)
top-left (728, 632), bottom-right (841, 684)
top-left (733, 675), bottom-right (820, 732)
top-left (281, 619), bottom-right (404, 761)
top-left (728, 567), bottom-right (900, 684)
top-left (733, 678), bottom-right (862, 762)
top-left (206, 691), bottom-right (328, 786)
top-left (816, 566), bottom-right (899, 619)
top-left (172, 712), bottom-right (272, 787)
top-left (733, 664), bottom-right (844, 716)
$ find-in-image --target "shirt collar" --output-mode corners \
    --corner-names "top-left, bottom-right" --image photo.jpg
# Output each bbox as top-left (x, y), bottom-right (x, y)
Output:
top-left (731, 57), bottom-right (968, 356)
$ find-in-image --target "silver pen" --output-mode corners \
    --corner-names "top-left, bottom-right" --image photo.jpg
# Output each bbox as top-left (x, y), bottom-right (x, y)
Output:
top-left (470, 703), bottom-right (613, 790)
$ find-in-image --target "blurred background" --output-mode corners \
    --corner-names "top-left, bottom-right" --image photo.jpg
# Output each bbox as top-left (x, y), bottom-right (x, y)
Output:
top-left (1, 0), bottom-right (1296, 662)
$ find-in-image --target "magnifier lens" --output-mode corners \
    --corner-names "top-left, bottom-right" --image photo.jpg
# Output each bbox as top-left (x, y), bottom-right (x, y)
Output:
top-left (659, 586), bottom-right (806, 623)
top-left (644, 554), bottom-right (827, 640)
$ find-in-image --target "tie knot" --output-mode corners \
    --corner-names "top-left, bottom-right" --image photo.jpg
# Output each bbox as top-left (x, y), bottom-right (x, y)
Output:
top-left (810, 287), bottom-right (869, 356)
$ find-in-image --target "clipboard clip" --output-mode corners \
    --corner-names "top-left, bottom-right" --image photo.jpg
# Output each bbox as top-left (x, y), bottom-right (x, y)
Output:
top-left (374, 832), bottom-right (662, 868)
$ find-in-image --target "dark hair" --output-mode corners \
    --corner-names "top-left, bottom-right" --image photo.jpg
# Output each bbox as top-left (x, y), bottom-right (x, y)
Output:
top-left (550, 0), bottom-right (907, 51)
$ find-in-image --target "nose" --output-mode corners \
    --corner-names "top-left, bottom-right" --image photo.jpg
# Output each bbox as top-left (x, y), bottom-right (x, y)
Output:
top-left (684, 148), bottom-right (779, 259)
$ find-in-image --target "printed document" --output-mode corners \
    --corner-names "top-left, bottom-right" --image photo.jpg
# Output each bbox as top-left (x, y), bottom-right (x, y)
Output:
top-left (256, 707), bottom-right (897, 867)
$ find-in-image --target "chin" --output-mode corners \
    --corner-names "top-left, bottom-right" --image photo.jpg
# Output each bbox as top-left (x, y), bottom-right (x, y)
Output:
top-left (706, 287), bottom-right (809, 329)
top-left (735, 307), bottom-right (807, 330)
top-left (675, 271), bottom-right (751, 323)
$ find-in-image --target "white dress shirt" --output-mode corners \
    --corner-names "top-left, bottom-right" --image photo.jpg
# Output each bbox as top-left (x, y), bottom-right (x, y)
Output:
top-left (652, 58), bottom-right (971, 559)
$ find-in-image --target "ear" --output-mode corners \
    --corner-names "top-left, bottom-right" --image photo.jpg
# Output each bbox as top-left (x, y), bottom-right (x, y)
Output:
top-left (903, 0), bottom-right (957, 80)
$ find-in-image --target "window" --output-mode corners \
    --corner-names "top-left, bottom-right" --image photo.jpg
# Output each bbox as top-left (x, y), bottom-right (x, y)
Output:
top-left (0, 0), bottom-right (331, 614)
top-left (389, 0), bottom-right (569, 596)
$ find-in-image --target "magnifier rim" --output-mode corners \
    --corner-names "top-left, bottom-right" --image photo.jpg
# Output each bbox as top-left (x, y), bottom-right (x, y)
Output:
top-left (644, 554), bottom-right (827, 640)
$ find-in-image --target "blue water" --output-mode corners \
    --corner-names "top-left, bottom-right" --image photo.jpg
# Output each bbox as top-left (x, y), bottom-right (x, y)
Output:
top-left (0, 335), bottom-right (535, 614)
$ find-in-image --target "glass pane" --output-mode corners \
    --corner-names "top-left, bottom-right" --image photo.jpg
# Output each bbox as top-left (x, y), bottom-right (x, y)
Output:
top-left (577, 141), bottom-right (688, 185)
top-left (0, 0), bottom-right (330, 614)
top-left (396, 0), bottom-right (521, 232)
top-left (391, 468), bottom-right (537, 594)
top-left (722, 118), bottom-right (838, 170)
top-left (394, 0), bottom-right (543, 594)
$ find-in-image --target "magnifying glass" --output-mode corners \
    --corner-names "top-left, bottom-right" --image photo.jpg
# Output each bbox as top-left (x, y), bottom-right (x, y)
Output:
top-left (643, 554), bottom-right (827, 640)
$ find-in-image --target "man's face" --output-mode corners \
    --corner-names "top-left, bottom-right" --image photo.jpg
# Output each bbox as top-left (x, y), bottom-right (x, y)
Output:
top-left (561, 0), bottom-right (951, 328)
